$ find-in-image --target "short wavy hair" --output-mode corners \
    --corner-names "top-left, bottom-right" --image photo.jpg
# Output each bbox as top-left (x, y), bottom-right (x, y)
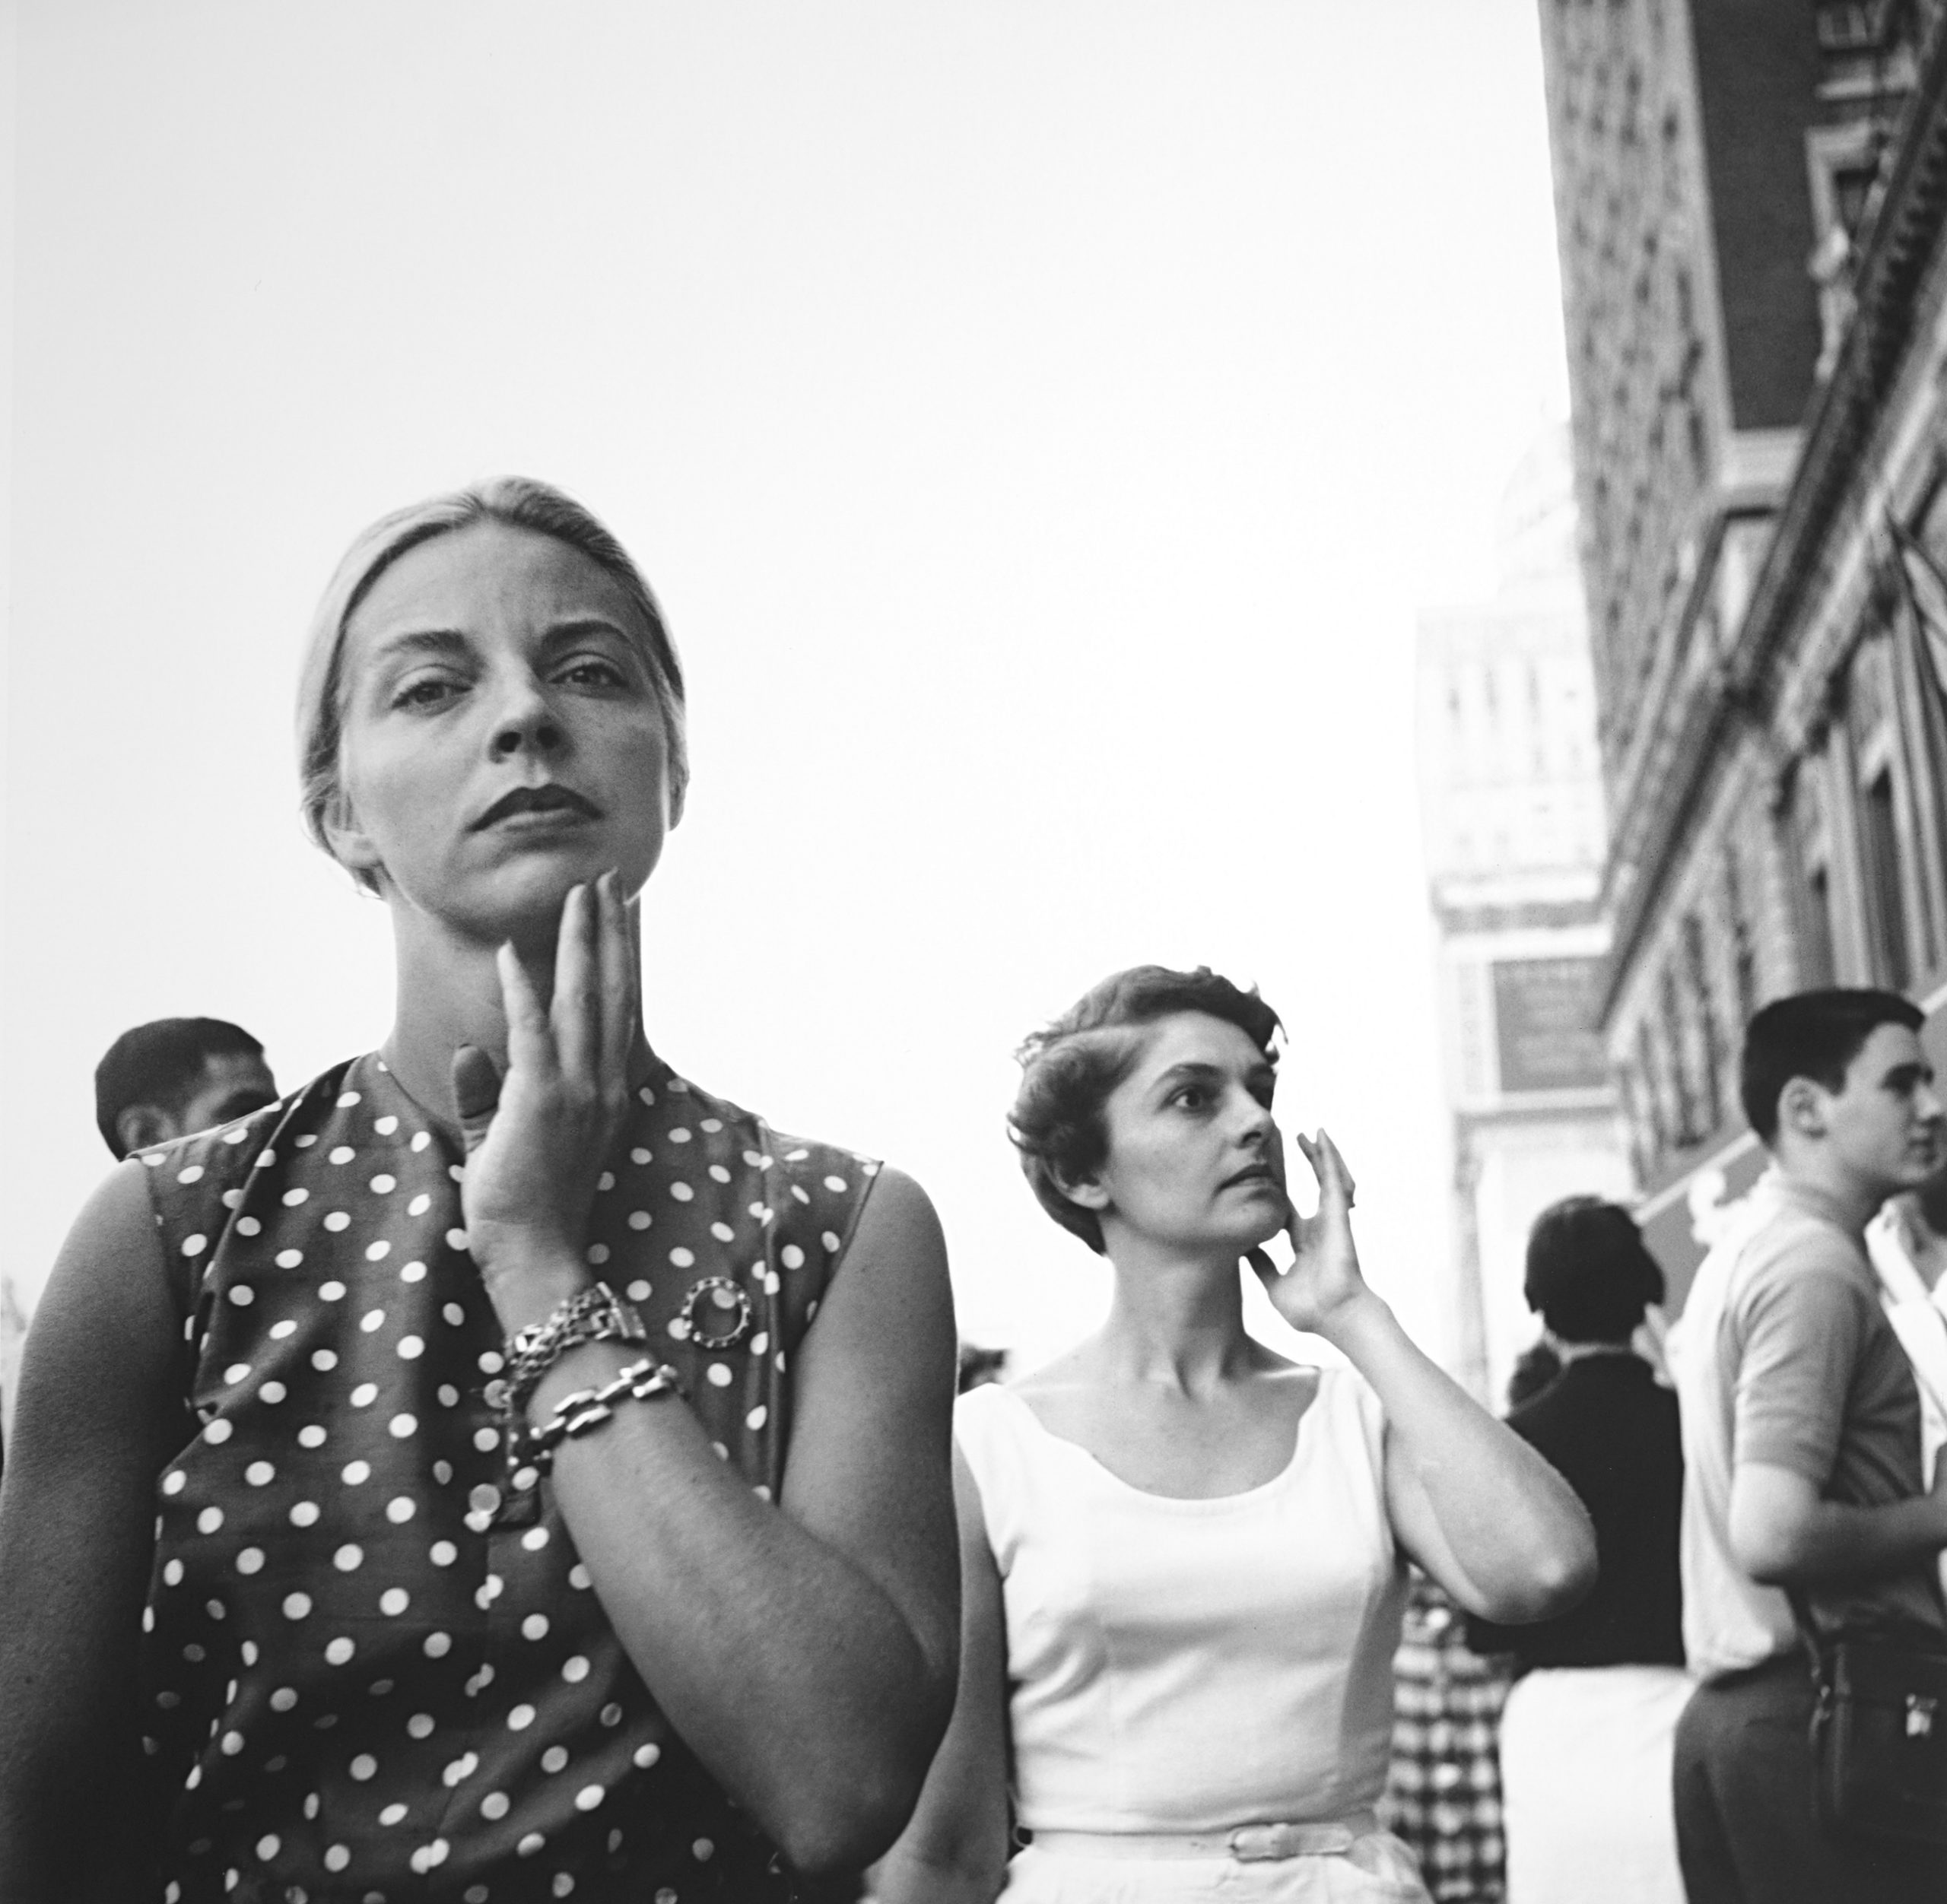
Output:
top-left (1523, 1196), bottom-right (1665, 1344)
top-left (295, 477), bottom-right (688, 893)
top-left (1009, 965), bottom-right (1282, 1254)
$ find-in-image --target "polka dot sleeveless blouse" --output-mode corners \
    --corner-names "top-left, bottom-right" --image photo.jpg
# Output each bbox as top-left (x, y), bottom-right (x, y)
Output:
top-left (137, 1051), bottom-right (876, 1904)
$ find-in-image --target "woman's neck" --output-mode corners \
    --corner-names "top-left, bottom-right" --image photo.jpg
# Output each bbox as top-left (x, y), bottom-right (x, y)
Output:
top-left (376, 900), bottom-right (650, 1137)
top-left (1094, 1239), bottom-right (1260, 1395)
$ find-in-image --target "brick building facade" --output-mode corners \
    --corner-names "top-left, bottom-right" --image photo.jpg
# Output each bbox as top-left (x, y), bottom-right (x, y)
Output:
top-left (1538, 0), bottom-right (1947, 1295)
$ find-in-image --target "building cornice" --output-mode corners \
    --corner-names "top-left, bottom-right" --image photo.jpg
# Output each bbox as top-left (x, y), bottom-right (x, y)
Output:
top-left (1434, 896), bottom-right (1606, 937)
top-left (1598, 13), bottom-right (1947, 1022)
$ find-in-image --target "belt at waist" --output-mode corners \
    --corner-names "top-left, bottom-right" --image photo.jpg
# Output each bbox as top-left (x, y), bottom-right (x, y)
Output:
top-left (1030, 1812), bottom-right (1382, 1862)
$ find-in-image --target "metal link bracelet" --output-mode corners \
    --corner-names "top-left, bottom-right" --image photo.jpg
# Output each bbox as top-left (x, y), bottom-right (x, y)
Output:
top-left (501, 1280), bottom-right (648, 1419)
top-left (522, 1357), bottom-right (687, 1474)
top-left (496, 1280), bottom-right (651, 1489)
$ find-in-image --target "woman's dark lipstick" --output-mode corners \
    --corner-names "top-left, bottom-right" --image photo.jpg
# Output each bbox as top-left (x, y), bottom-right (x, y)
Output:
top-left (472, 784), bottom-right (602, 830)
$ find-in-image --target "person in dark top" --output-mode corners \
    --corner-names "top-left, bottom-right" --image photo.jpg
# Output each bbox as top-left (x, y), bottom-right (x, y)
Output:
top-left (1467, 1196), bottom-right (1686, 1903)
top-left (1502, 1337), bottom-right (1563, 1412)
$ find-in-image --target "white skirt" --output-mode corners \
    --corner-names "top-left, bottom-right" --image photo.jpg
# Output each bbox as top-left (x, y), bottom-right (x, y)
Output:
top-left (1497, 1664), bottom-right (1690, 1904)
top-left (1000, 1829), bottom-right (1430, 1902)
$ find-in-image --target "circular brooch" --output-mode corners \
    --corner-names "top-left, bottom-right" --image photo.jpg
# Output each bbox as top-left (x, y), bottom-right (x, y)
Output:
top-left (677, 1275), bottom-right (754, 1351)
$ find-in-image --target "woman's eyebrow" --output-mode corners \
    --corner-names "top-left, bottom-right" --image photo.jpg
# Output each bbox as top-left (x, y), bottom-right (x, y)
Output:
top-left (369, 627), bottom-right (472, 666)
top-left (542, 615), bottom-right (634, 641)
top-left (1151, 1061), bottom-right (1225, 1091)
top-left (535, 615), bottom-right (642, 658)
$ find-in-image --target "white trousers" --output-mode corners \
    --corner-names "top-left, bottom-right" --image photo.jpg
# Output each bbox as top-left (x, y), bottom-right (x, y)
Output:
top-left (1497, 1664), bottom-right (1690, 1904)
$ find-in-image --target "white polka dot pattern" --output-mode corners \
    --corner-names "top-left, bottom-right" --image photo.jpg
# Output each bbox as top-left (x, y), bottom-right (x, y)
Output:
top-left (137, 1052), bottom-right (873, 1901)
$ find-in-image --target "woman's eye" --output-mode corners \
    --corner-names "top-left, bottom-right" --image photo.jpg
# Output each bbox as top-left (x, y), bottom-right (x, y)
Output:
top-left (393, 677), bottom-right (461, 710)
top-left (1172, 1087), bottom-right (1207, 1110)
top-left (558, 658), bottom-right (627, 689)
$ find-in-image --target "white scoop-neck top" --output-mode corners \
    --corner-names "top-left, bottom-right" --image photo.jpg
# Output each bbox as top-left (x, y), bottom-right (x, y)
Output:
top-left (956, 1369), bottom-right (1407, 1837)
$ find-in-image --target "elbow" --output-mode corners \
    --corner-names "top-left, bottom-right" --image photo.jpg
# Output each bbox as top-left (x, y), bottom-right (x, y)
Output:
top-left (769, 1679), bottom-right (957, 1878)
top-left (1537, 1496), bottom-right (1601, 1617)
top-left (1475, 1519), bottom-right (1599, 1625)
top-left (1540, 1536), bottom-right (1600, 1619)
top-left (1510, 1547), bottom-right (1598, 1625)
top-left (1729, 1522), bottom-right (1800, 1588)
top-left (770, 1760), bottom-right (932, 1879)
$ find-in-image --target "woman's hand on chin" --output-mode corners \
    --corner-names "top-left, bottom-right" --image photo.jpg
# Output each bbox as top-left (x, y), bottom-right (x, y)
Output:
top-left (453, 869), bottom-right (635, 1330)
top-left (1247, 1128), bottom-right (1380, 1341)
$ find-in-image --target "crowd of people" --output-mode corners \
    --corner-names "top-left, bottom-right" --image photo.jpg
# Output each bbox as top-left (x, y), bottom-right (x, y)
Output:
top-left (0, 479), bottom-right (1942, 1903)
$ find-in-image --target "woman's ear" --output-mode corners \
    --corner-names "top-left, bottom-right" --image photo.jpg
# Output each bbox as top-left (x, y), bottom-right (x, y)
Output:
top-left (322, 790), bottom-right (386, 882)
top-left (1054, 1168), bottom-right (1110, 1213)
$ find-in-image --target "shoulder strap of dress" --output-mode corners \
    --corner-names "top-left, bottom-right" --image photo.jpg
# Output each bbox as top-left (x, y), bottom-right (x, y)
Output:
top-left (755, 1119), bottom-right (880, 1291)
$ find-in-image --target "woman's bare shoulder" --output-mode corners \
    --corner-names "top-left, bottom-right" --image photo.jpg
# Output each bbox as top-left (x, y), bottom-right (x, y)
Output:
top-left (12, 1160), bottom-right (183, 1449)
top-left (38, 1159), bottom-right (175, 1322)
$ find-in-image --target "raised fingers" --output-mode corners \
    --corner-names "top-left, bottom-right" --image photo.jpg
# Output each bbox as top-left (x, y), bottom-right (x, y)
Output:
top-left (497, 940), bottom-right (554, 1079)
top-left (550, 881), bottom-right (599, 1083)
top-left (596, 871), bottom-right (634, 1090)
top-left (1291, 1128), bottom-right (1356, 1211)
top-left (1317, 1129), bottom-right (1358, 1209)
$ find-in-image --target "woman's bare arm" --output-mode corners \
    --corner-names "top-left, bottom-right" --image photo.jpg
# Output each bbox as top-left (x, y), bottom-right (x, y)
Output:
top-left (0, 1163), bottom-right (186, 1902)
top-left (872, 1445), bottom-right (1012, 1904)
top-left (457, 878), bottom-right (961, 1875)
top-left (1344, 1303), bottom-right (1596, 1620)
top-left (530, 1167), bottom-right (961, 1875)
top-left (1256, 1131), bottom-right (1595, 1623)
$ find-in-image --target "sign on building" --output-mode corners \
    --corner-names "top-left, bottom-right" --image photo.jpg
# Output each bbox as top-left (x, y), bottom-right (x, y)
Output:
top-left (1491, 956), bottom-right (1608, 1093)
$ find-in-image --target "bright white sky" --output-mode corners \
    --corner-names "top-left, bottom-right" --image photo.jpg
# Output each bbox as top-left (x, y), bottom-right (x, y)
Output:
top-left (2, 0), bottom-right (1569, 1376)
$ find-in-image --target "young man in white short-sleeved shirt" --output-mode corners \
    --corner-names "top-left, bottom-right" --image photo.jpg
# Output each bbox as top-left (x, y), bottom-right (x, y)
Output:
top-left (1669, 988), bottom-right (1947, 1903)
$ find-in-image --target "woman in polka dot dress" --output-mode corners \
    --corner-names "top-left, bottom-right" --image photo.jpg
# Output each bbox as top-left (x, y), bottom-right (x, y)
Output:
top-left (0, 480), bottom-right (960, 1903)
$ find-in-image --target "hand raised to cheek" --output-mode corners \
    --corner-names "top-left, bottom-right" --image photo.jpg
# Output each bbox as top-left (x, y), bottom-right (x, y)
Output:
top-left (452, 871), bottom-right (637, 1319)
top-left (1248, 1128), bottom-right (1371, 1338)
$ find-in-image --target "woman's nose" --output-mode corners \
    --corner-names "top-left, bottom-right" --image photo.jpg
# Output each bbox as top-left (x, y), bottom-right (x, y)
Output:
top-left (488, 680), bottom-right (565, 759)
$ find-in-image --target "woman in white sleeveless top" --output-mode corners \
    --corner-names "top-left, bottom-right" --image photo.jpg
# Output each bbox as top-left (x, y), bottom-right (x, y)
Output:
top-left (877, 967), bottom-right (1596, 1903)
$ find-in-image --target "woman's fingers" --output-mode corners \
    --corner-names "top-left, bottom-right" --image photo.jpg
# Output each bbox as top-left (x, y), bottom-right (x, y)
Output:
top-left (497, 940), bottom-right (553, 1076)
top-left (1246, 1246), bottom-right (1280, 1287)
top-left (596, 871), bottom-right (634, 1088)
top-left (550, 881), bottom-right (599, 1082)
top-left (450, 1045), bottom-right (503, 1157)
top-left (1317, 1129), bottom-right (1358, 1210)
top-left (1283, 1130), bottom-right (1357, 1245)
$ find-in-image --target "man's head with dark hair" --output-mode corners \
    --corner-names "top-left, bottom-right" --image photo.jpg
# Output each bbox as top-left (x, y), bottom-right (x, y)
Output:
top-left (1008, 965), bottom-right (1282, 1255)
top-left (1523, 1195), bottom-right (1665, 1346)
top-left (1739, 988), bottom-right (1943, 1213)
top-left (1739, 988), bottom-right (1923, 1144)
top-left (95, 1018), bottom-right (277, 1159)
